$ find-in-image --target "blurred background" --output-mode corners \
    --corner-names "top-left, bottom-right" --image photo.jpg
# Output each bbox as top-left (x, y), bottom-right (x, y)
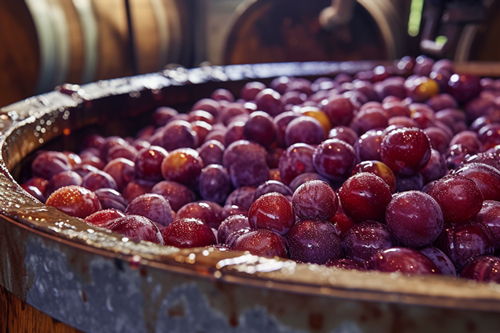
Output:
top-left (0, 0), bottom-right (499, 108)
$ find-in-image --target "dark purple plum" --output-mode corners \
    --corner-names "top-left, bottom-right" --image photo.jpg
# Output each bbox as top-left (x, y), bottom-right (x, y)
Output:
top-left (338, 173), bottom-right (392, 223)
top-left (81, 170), bottom-right (118, 192)
top-left (419, 246), bottom-right (456, 276)
top-left (287, 220), bottom-right (343, 264)
top-left (161, 120), bottom-right (199, 150)
top-left (230, 229), bottom-right (287, 258)
top-left (321, 95), bottom-right (355, 127)
top-left (285, 116), bottom-right (326, 147)
top-left (176, 201), bottom-right (222, 229)
top-left (161, 218), bottom-right (216, 248)
top-left (32, 151), bottom-right (72, 180)
top-left (100, 215), bottom-right (164, 244)
top-left (279, 143), bottom-right (316, 185)
top-left (134, 146), bottom-right (169, 182)
top-left (353, 129), bottom-right (384, 162)
top-left (122, 179), bottom-right (155, 203)
top-left (428, 175), bottom-right (484, 224)
top-left (94, 188), bottom-right (128, 211)
top-left (217, 214), bottom-right (250, 245)
top-left (460, 255), bottom-right (500, 283)
top-left (243, 111), bottom-right (277, 148)
top-left (124, 193), bottom-right (173, 227)
top-left (198, 164), bottom-right (231, 204)
top-left (476, 200), bottom-right (500, 251)
top-left (248, 192), bottom-right (294, 235)
top-left (46, 170), bottom-right (83, 195)
top-left (367, 247), bottom-right (441, 275)
top-left (292, 180), bottom-right (338, 221)
top-left (103, 158), bottom-right (136, 191)
top-left (313, 139), bottom-right (357, 182)
top-left (341, 221), bottom-right (394, 261)
top-left (434, 222), bottom-right (494, 272)
top-left (161, 148), bottom-right (203, 187)
top-left (385, 191), bottom-right (443, 247)
top-left (380, 127), bottom-right (432, 176)
top-left (225, 187), bottom-right (257, 210)
top-left (229, 159), bottom-right (269, 188)
top-left (197, 140), bottom-right (225, 166)
top-left (453, 163), bottom-right (500, 201)
top-left (151, 180), bottom-right (196, 212)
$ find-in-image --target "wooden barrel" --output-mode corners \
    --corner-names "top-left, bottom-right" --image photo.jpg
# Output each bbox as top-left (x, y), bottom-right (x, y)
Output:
top-left (221, 0), bottom-right (413, 65)
top-left (0, 0), bottom-right (187, 108)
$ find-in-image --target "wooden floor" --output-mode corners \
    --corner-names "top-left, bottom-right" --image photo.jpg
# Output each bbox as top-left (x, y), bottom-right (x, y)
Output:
top-left (0, 285), bottom-right (80, 333)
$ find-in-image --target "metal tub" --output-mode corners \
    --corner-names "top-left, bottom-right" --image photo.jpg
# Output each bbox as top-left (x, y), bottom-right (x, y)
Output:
top-left (1, 61), bottom-right (500, 333)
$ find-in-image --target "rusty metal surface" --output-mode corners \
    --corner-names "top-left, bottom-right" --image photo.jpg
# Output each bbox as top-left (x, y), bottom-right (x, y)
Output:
top-left (2, 61), bottom-right (500, 332)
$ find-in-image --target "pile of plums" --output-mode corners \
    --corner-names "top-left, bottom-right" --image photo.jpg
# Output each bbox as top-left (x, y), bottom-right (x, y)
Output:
top-left (21, 55), bottom-right (500, 283)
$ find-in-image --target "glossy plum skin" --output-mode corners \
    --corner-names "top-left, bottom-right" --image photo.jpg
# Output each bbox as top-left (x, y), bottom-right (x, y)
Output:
top-left (134, 146), bottom-right (169, 182)
top-left (161, 218), bottom-right (216, 248)
top-left (292, 180), bottom-right (338, 221)
top-left (31, 151), bottom-right (72, 180)
top-left (151, 180), bottom-right (195, 212)
top-left (230, 229), bottom-right (288, 258)
top-left (81, 170), bottom-right (118, 192)
top-left (286, 220), bottom-right (343, 264)
top-left (351, 160), bottom-right (396, 193)
top-left (46, 170), bottom-right (83, 195)
top-left (243, 111), bottom-right (277, 148)
top-left (124, 193), bottom-right (174, 227)
top-left (354, 130), bottom-right (384, 162)
top-left (385, 191), bottom-right (443, 248)
top-left (225, 187), bottom-right (256, 210)
top-left (380, 128), bottom-right (431, 176)
top-left (460, 255), bottom-right (500, 283)
top-left (453, 163), bottom-right (500, 201)
top-left (285, 116), bottom-right (325, 147)
top-left (94, 188), bottom-right (128, 211)
top-left (198, 165), bottom-right (231, 204)
top-left (434, 222), bottom-right (494, 272)
top-left (46, 185), bottom-right (102, 219)
top-left (341, 221), bottom-right (394, 261)
top-left (254, 180), bottom-right (292, 200)
top-left (161, 120), bottom-right (198, 150)
top-left (279, 143), bottom-right (316, 185)
top-left (248, 193), bottom-right (294, 235)
top-left (176, 201), bottom-right (222, 229)
top-left (338, 173), bottom-right (392, 223)
top-left (476, 200), bottom-right (500, 251)
top-left (217, 214), bottom-right (250, 245)
top-left (313, 139), bottom-right (357, 182)
top-left (99, 215), bottom-right (164, 244)
top-left (85, 209), bottom-right (125, 226)
top-left (419, 246), bottom-right (457, 276)
top-left (428, 175), bottom-right (484, 224)
top-left (103, 158), bottom-right (135, 191)
top-left (367, 247), bottom-right (442, 275)
top-left (161, 148), bottom-right (203, 187)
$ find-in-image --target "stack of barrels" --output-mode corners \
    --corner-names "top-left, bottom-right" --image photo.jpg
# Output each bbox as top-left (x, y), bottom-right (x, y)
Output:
top-left (0, 0), bottom-right (188, 107)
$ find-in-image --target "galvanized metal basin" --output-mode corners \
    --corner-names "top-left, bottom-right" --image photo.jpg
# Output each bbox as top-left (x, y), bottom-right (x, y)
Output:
top-left (1, 61), bottom-right (500, 333)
